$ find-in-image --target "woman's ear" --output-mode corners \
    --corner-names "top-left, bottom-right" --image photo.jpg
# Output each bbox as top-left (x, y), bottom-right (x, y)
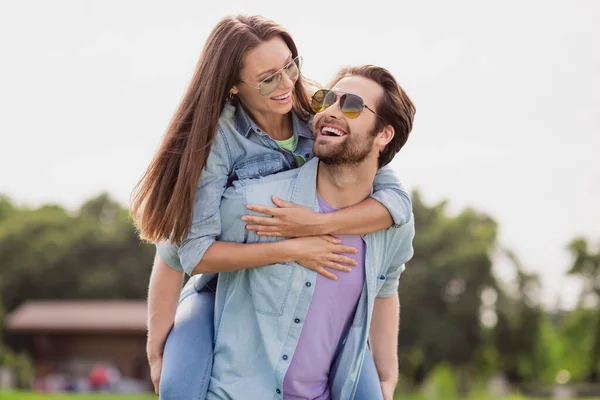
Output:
top-left (230, 86), bottom-right (240, 96)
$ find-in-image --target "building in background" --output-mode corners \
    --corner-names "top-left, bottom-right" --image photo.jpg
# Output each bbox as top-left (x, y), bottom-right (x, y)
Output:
top-left (6, 301), bottom-right (150, 392)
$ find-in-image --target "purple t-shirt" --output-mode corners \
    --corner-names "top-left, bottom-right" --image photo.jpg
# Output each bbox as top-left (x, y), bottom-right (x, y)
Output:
top-left (282, 195), bottom-right (366, 399)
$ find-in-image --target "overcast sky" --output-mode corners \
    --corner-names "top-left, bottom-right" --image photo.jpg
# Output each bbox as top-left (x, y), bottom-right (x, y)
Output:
top-left (1, 0), bottom-right (598, 308)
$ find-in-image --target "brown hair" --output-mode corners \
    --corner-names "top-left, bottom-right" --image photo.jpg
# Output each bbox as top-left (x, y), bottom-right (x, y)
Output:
top-left (131, 15), bottom-right (313, 244)
top-left (328, 65), bottom-right (416, 167)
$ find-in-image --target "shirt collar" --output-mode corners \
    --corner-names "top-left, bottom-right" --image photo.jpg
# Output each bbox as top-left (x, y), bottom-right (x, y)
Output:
top-left (289, 157), bottom-right (320, 210)
top-left (233, 101), bottom-right (314, 140)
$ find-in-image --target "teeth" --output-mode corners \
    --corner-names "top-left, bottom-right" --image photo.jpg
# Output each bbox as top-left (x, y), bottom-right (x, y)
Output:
top-left (321, 126), bottom-right (345, 136)
top-left (272, 92), bottom-right (291, 100)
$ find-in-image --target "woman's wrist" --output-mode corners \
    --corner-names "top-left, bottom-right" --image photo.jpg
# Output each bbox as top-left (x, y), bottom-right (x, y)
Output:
top-left (274, 240), bottom-right (297, 263)
top-left (315, 212), bottom-right (332, 235)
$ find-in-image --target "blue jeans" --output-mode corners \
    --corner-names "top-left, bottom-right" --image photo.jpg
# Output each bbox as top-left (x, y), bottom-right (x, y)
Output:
top-left (159, 277), bottom-right (383, 400)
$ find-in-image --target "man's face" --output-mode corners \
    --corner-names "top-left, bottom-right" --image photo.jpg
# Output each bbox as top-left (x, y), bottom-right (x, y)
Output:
top-left (312, 75), bottom-right (385, 166)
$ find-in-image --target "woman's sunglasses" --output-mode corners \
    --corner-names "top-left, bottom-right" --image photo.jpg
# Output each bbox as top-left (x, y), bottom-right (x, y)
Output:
top-left (241, 56), bottom-right (302, 97)
top-left (311, 89), bottom-right (381, 120)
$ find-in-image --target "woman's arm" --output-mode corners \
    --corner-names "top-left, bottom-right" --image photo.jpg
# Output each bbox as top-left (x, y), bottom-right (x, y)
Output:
top-left (191, 236), bottom-right (358, 279)
top-left (160, 128), bottom-right (358, 279)
top-left (147, 253), bottom-right (185, 394)
top-left (243, 165), bottom-right (410, 236)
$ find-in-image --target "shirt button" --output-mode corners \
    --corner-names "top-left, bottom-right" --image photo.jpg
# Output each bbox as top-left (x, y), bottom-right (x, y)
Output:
top-left (258, 169), bottom-right (263, 174)
top-left (256, 128), bottom-right (262, 133)
top-left (305, 282), bottom-right (312, 287)
top-left (294, 318), bottom-right (300, 323)
top-left (305, 153), bottom-right (310, 158)
top-left (276, 388), bottom-right (281, 394)
top-left (282, 355), bottom-right (288, 360)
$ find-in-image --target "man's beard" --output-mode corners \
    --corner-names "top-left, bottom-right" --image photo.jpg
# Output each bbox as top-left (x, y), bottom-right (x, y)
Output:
top-left (313, 133), bottom-right (376, 166)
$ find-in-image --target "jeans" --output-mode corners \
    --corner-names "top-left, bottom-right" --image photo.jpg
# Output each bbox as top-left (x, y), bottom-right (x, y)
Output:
top-left (159, 277), bottom-right (383, 400)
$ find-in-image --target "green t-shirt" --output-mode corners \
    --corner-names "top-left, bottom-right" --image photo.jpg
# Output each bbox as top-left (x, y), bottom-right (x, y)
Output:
top-left (275, 135), bottom-right (305, 167)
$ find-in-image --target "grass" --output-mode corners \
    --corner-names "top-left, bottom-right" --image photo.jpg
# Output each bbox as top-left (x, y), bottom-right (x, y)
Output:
top-left (2, 392), bottom-right (600, 400)
top-left (0, 393), bottom-right (156, 400)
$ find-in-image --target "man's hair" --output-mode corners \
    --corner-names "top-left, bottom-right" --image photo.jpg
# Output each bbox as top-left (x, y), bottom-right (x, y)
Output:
top-left (328, 65), bottom-right (416, 167)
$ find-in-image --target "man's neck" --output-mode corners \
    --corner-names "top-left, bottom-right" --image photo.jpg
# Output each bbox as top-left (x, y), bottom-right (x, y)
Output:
top-left (316, 160), bottom-right (378, 209)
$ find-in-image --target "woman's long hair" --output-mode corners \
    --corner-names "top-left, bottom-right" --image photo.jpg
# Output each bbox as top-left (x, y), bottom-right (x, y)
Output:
top-left (131, 15), bottom-right (313, 244)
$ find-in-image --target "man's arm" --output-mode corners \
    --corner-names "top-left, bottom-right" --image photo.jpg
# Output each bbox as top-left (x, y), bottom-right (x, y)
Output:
top-left (370, 293), bottom-right (400, 400)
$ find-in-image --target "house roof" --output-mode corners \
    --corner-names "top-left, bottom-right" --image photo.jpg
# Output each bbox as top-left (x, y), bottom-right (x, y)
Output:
top-left (6, 300), bottom-right (148, 332)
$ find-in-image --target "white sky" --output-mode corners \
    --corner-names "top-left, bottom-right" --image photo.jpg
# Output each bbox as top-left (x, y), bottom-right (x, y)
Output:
top-left (1, 0), bottom-right (598, 308)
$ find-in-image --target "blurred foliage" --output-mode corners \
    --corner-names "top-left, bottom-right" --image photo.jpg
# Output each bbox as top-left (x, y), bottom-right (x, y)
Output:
top-left (0, 191), bottom-right (599, 393)
top-left (0, 193), bottom-right (154, 313)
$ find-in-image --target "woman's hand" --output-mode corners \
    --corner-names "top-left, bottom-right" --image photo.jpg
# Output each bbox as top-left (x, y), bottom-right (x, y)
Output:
top-left (147, 352), bottom-right (163, 395)
top-left (283, 235), bottom-right (358, 280)
top-left (243, 196), bottom-right (326, 238)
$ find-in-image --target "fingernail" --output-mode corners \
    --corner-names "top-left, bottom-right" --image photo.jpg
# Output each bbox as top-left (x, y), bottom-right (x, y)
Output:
top-left (242, 216), bottom-right (248, 221)
top-left (345, 268), bottom-right (351, 272)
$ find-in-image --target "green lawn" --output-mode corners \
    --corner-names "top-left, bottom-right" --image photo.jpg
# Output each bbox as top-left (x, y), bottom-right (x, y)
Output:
top-left (0, 393), bottom-right (156, 400)
top-left (2, 392), bottom-right (600, 400)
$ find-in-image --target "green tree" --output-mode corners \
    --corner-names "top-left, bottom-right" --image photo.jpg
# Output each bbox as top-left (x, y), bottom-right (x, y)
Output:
top-left (567, 237), bottom-right (600, 382)
top-left (0, 193), bottom-right (154, 313)
top-left (493, 250), bottom-right (543, 386)
top-left (398, 190), bottom-right (498, 386)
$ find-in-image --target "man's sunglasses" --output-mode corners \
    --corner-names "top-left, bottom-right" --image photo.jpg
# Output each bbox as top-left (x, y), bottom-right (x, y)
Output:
top-left (311, 89), bottom-right (381, 120)
top-left (240, 56), bottom-right (302, 97)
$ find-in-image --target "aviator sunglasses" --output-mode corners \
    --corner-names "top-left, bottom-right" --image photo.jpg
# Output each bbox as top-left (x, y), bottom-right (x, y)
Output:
top-left (311, 89), bottom-right (382, 119)
top-left (240, 56), bottom-right (303, 96)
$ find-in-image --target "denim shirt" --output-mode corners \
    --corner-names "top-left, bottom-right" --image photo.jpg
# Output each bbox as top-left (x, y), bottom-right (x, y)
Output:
top-left (158, 102), bottom-right (412, 276)
top-left (162, 158), bottom-right (415, 399)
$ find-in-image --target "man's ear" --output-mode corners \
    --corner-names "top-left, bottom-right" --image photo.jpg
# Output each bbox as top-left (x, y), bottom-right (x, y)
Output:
top-left (376, 125), bottom-right (395, 149)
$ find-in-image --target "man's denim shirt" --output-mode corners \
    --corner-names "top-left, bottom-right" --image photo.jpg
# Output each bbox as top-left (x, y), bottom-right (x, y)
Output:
top-left (158, 101), bottom-right (412, 276)
top-left (160, 157), bottom-right (415, 399)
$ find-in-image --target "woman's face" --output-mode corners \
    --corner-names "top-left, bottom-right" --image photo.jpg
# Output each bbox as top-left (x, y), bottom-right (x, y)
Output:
top-left (233, 37), bottom-right (298, 117)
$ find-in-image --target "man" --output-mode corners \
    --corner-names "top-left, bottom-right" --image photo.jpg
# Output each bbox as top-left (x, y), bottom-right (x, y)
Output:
top-left (161, 65), bottom-right (415, 399)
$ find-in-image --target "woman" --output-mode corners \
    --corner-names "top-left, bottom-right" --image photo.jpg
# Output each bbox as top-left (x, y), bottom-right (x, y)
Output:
top-left (131, 15), bottom-right (410, 399)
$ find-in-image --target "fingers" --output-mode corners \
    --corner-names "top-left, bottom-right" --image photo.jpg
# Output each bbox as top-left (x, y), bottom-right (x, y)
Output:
top-left (246, 224), bottom-right (279, 232)
top-left (333, 255), bottom-right (358, 266)
top-left (333, 244), bottom-right (358, 254)
top-left (246, 204), bottom-right (279, 216)
top-left (323, 261), bottom-right (352, 273)
top-left (257, 231), bottom-right (284, 237)
top-left (272, 196), bottom-right (296, 208)
top-left (243, 215), bottom-right (278, 225)
top-left (315, 267), bottom-right (338, 280)
top-left (319, 235), bottom-right (342, 244)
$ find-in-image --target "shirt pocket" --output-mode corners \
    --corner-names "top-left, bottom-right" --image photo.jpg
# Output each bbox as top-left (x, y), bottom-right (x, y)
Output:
top-left (234, 154), bottom-right (283, 180)
top-left (245, 263), bottom-right (294, 316)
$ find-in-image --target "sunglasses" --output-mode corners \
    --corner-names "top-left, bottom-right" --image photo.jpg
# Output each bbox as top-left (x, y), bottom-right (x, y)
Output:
top-left (241, 56), bottom-right (302, 97)
top-left (311, 89), bottom-right (381, 119)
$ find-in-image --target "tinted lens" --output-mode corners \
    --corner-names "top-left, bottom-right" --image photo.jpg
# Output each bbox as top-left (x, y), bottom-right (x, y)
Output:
top-left (340, 93), bottom-right (364, 119)
top-left (285, 56), bottom-right (301, 80)
top-left (311, 90), bottom-right (337, 113)
top-left (259, 73), bottom-right (282, 96)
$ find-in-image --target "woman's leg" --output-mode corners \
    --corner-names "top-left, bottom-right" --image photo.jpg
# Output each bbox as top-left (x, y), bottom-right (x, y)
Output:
top-left (354, 347), bottom-right (384, 400)
top-left (159, 276), bottom-right (216, 400)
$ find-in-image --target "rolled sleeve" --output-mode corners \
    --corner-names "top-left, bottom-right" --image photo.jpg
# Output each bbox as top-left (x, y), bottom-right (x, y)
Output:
top-left (376, 216), bottom-right (415, 298)
top-left (377, 264), bottom-right (406, 298)
top-left (177, 127), bottom-right (232, 276)
top-left (156, 240), bottom-right (183, 272)
top-left (371, 165), bottom-right (411, 228)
